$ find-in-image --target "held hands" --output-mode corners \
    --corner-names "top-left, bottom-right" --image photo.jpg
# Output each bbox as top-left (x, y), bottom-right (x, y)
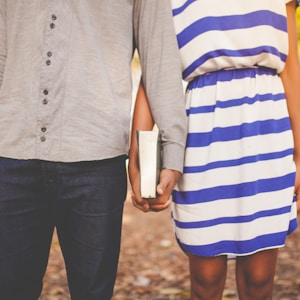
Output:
top-left (129, 160), bottom-right (181, 212)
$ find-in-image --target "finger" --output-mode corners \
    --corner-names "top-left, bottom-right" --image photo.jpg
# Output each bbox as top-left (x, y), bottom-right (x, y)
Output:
top-left (133, 201), bottom-right (151, 212)
top-left (149, 198), bottom-right (171, 212)
top-left (147, 196), bottom-right (167, 207)
top-left (129, 169), bottom-right (151, 211)
top-left (132, 199), bottom-right (150, 212)
top-left (157, 169), bottom-right (181, 196)
top-left (131, 193), bottom-right (151, 212)
top-left (157, 174), bottom-right (169, 195)
top-left (133, 194), bottom-right (150, 211)
top-left (147, 194), bottom-right (171, 211)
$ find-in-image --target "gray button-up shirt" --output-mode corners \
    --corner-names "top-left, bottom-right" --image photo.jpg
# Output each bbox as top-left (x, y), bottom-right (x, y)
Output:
top-left (0, 0), bottom-right (187, 172)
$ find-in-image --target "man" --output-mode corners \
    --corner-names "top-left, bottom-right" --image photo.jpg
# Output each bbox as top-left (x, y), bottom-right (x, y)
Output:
top-left (0, 1), bottom-right (187, 299)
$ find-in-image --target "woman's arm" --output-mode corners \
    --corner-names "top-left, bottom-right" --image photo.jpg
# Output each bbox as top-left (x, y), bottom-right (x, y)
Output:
top-left (128, 80), bottom-right (155, 212)
top-left (129, 80), bottom-right (155, 163)
top-left (280, 0), bottom-right (300, 211)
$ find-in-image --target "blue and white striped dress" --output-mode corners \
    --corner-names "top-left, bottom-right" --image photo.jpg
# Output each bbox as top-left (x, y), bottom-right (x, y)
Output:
top-left (171, 0), bottom-right (298, 257)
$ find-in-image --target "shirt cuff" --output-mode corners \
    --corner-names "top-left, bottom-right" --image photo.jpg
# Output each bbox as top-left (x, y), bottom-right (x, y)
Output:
top-left (162, 142), bottom-right (185, 173)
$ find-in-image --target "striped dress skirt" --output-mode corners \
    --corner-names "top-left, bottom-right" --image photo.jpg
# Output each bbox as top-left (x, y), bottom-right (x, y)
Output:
top-left (172, 67), bottom-right (297, 257)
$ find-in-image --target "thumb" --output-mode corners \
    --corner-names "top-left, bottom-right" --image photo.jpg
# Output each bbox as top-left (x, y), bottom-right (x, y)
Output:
top-left (156, 169), bottom-right (173, 195)
top-left (157, 182), bottom-right (166, 196)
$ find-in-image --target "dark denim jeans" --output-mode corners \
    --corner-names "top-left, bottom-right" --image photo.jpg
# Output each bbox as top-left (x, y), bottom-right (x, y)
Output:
top-left (0, 156), bottom-right (127, 300)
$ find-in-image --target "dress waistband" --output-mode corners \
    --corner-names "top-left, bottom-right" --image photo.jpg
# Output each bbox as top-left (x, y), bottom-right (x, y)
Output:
top-left (187, 66), bottom-right (278, 91)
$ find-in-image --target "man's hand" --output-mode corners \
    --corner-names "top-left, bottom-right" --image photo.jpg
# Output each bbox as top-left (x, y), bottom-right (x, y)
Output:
top-left (147, 169), bottom-right (181, 212)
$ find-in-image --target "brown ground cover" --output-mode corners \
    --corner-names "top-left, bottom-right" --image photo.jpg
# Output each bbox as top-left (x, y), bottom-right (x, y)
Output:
top-left (39, 188), bottom-right (300, 300)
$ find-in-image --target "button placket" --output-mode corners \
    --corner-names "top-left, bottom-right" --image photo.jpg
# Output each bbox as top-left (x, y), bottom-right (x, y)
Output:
top-left (42, 89), bottom-right (49, 106)
top-left (50, 14), bottom-right (57, 30)
top-left (45, 15), bottom-right (57, 67)
top-left (40, 124), bottom-right (48, 142)
top-left (39, 14), bottom-right (58, 146)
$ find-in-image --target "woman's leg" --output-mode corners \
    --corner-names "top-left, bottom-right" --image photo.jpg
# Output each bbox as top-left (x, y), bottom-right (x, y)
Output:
top-left (188, 254), bottom-right (227, 300)
top-left (236, 249), bottom-right (278, 300)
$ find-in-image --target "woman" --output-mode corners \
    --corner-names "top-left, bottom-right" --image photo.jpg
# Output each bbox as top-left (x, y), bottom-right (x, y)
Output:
top-left (129, 1), bottom-right (300, 299)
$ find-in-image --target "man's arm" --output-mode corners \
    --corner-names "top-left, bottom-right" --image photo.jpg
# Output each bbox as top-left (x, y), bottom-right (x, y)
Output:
top-left (132, 0), bottom-right (187, 211)
top-left (129, 80), bottom-right (183, 212)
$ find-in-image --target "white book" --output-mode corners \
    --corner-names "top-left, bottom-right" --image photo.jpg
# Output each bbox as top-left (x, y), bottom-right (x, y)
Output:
top-left (137, 130), bottom-right (161, 198)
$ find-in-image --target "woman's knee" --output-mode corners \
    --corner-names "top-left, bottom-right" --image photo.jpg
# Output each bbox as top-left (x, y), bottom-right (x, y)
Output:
top-left (189, 254), bottom-right (227, 299)
top-left (236, 249), bottom-right (278, 299)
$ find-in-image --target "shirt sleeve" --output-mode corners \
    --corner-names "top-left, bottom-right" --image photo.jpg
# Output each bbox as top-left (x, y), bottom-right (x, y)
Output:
top-left (0, 1), bottom-right (6, 88)
top-left (133, 0), bottom-right (187, 173)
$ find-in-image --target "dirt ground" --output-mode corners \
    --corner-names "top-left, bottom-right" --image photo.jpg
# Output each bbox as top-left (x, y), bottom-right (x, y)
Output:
top-left (39, 186), bottom-right (300, 300)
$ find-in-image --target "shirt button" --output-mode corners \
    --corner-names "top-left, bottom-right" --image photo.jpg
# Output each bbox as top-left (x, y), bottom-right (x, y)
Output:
top-left (40, 136), bottom-right (46, 142)
top-left (43, 98), bottom-right (48, 105)
top-left (41, 127), bottom-right (47, 133)
top-left (46, 60), bottom-right (51, 66)
top-left (52, 15), bottom-right (57, 21)
top-left (43, 89), bottom-right (48, 95)
top-left (50, 23), bottom-right (55, 29)
top-left (47, 51), bottom-right (52, 57)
